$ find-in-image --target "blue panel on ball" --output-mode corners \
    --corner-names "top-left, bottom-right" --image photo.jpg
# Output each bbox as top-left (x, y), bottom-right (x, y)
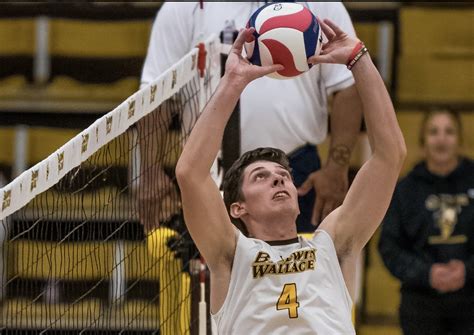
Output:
top-left (247, 3), bottom-right (274, 67)
top-left (303, 17), bottom-right (320, 70)
top-left (247, 3), bottom-right (272, 30)
top-left (248, 31), bottom-right (262, 66)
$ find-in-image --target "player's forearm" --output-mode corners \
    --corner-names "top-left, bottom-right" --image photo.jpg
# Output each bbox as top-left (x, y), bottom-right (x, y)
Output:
top-left (327, 85), bottom-right (362, 170)
top-left (176, 76), bottom-right (242, 180)
top-left (351, 55), bottom-right (406, 166)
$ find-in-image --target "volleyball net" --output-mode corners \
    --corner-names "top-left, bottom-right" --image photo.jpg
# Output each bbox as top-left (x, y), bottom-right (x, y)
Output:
top-left (0, 35), bottom-right (221, 334)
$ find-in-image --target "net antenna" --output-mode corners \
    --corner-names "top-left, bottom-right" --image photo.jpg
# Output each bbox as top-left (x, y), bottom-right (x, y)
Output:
top-left (0, 34), bottom-right (220, 334)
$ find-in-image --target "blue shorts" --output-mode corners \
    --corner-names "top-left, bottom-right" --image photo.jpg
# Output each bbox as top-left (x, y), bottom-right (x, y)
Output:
top-left (288, 144), bottom-right (321, 233)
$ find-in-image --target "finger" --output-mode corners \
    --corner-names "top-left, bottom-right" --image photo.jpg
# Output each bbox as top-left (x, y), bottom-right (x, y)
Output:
top-left (232, 28), bottom-right (253, 53)
top-left (323, 18), bottom-right (345, 36)
top-left (308, 54), bottom-right (334, 65)
top-left (321, 43), bottom-right (331, 52)
top-left (253, 63), bottom-right (284, 77)
top-left (317, 17), bottom-right (336, 41)
top-left (297, 178), bottom-right (314, 196)
top-left (245, 28), bottom-right (256, 43)
top-left (312, 198), bottom-right (323, 226)
top-left (321, 201), bottom-right (335, 221)
top-left (334, 195), bottom-right (345, 208)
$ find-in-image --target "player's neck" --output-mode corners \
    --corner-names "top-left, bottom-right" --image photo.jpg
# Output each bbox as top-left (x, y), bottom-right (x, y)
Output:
top-left (248, 217), bottom-right (297, 241)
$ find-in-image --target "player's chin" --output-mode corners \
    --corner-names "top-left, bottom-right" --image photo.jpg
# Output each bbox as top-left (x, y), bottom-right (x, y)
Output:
top-left (271, 197), bottom-right (293, 206)
top-left (271, 200), bottom-right (299, 214)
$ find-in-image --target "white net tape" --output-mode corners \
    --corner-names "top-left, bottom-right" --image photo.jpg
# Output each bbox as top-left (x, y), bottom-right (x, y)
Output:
top-left (0, 34), bottom-right (221, 221)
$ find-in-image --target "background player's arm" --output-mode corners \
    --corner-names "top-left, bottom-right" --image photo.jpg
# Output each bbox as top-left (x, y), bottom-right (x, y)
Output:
top-left (301, 85), bottom-right (363, 225)
top-left (323, 3), bottom-right (362, 195)
top-left (316, 20), bottom-right (406, 256)
top-left (298, 3), bottom-right (363, 225)
top-left (326, 83), bottom-right (362, 188)
top-left (176, 29), bottom-right (283, 270)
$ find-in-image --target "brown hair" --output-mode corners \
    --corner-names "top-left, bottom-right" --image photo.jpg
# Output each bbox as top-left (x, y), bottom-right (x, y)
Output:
top-left (418, 109), bottom-right (463, 146)
top-left (222, 147), bottom-right (291, 236)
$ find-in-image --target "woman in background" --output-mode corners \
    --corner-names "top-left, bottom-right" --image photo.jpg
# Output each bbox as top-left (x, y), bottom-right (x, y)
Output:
top-left (379, 110), bottom-right (474, 335)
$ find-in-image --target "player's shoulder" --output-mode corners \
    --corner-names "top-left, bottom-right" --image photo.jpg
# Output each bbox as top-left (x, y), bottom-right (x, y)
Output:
top-left (236, 231), bottom-right (266, 250)
top-left (310, 229), bottom-right (334, 246)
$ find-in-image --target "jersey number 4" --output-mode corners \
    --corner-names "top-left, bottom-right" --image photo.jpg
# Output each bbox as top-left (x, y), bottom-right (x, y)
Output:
top-left (276, 283), bottom-right (300, 318)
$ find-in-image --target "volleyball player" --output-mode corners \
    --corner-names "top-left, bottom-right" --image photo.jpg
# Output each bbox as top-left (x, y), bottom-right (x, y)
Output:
top-left (176, 19), bottom-right (406, 333)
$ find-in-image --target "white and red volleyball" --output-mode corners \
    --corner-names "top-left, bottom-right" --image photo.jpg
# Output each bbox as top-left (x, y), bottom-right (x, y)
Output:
top-left (244, 2), bottom-right (323, 79)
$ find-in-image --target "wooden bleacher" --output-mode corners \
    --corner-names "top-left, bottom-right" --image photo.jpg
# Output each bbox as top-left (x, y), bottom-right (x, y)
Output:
top-left (397, 7), bottom-right (474, 108)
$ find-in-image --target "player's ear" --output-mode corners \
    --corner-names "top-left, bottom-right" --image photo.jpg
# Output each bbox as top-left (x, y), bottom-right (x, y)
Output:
top-left (230, 202), bottom-right (247, 219)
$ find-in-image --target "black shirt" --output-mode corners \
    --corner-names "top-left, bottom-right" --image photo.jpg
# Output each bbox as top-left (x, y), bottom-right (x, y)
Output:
top-left (379, 158), bottom-right (474, 296)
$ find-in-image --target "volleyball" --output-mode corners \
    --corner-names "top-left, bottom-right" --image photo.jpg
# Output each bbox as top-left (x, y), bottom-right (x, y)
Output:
top-left (244, 2), bottom-right (323, 79)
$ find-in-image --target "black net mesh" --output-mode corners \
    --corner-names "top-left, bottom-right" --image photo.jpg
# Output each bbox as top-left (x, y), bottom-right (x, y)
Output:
top-left (1, 75), bottom-right (205, 335)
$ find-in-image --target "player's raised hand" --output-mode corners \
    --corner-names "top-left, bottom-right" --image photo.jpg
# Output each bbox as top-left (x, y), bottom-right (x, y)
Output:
top-left (225, 28), bottom-right (284, 88)
top-left (308, 18), bottom-right (360, 65)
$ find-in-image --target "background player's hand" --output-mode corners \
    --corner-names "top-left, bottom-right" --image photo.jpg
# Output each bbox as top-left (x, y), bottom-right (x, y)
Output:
top-left (298, 165), bottom-right (348, 226)
top-left (308, 18), bottom-right (360, 65)
top-left (137, 165), bottom-right (181, 233)
top-left (225, 28), bottom-right (283, 89)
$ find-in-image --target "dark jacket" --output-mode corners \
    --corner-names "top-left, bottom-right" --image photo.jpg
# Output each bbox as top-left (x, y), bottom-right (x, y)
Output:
top-left (379, 158), bottom-right (474, 296)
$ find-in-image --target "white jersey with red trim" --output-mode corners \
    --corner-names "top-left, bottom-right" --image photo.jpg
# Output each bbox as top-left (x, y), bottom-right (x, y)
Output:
top-left (211, 229), bottom-right (355, 334)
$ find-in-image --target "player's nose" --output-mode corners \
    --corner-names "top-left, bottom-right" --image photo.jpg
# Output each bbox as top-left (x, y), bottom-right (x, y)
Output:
top-left (272, 175), bottom-right (284, 186)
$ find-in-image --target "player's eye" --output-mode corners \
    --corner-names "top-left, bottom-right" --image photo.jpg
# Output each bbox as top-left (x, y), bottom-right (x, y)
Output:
top-left (277, 170), bottom-right (291, 179)
top-left (254, 172), bottom-right (267, 181)
top-left (280, 172), bottom-right (290, 179)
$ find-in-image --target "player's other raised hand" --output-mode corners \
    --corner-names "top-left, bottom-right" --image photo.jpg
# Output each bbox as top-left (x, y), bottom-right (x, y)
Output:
top-left (308, 18), bottom-right (359, 65)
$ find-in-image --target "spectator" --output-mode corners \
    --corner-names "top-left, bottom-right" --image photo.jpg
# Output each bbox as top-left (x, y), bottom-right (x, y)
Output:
top-left (379, 110), bottom-right (474, 335)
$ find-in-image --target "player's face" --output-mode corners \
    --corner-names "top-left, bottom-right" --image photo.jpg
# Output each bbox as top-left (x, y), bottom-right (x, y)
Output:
top-left (423, 113), bottom-right (460, 166)
top-left (239, 161), bottom-right (299, 221)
